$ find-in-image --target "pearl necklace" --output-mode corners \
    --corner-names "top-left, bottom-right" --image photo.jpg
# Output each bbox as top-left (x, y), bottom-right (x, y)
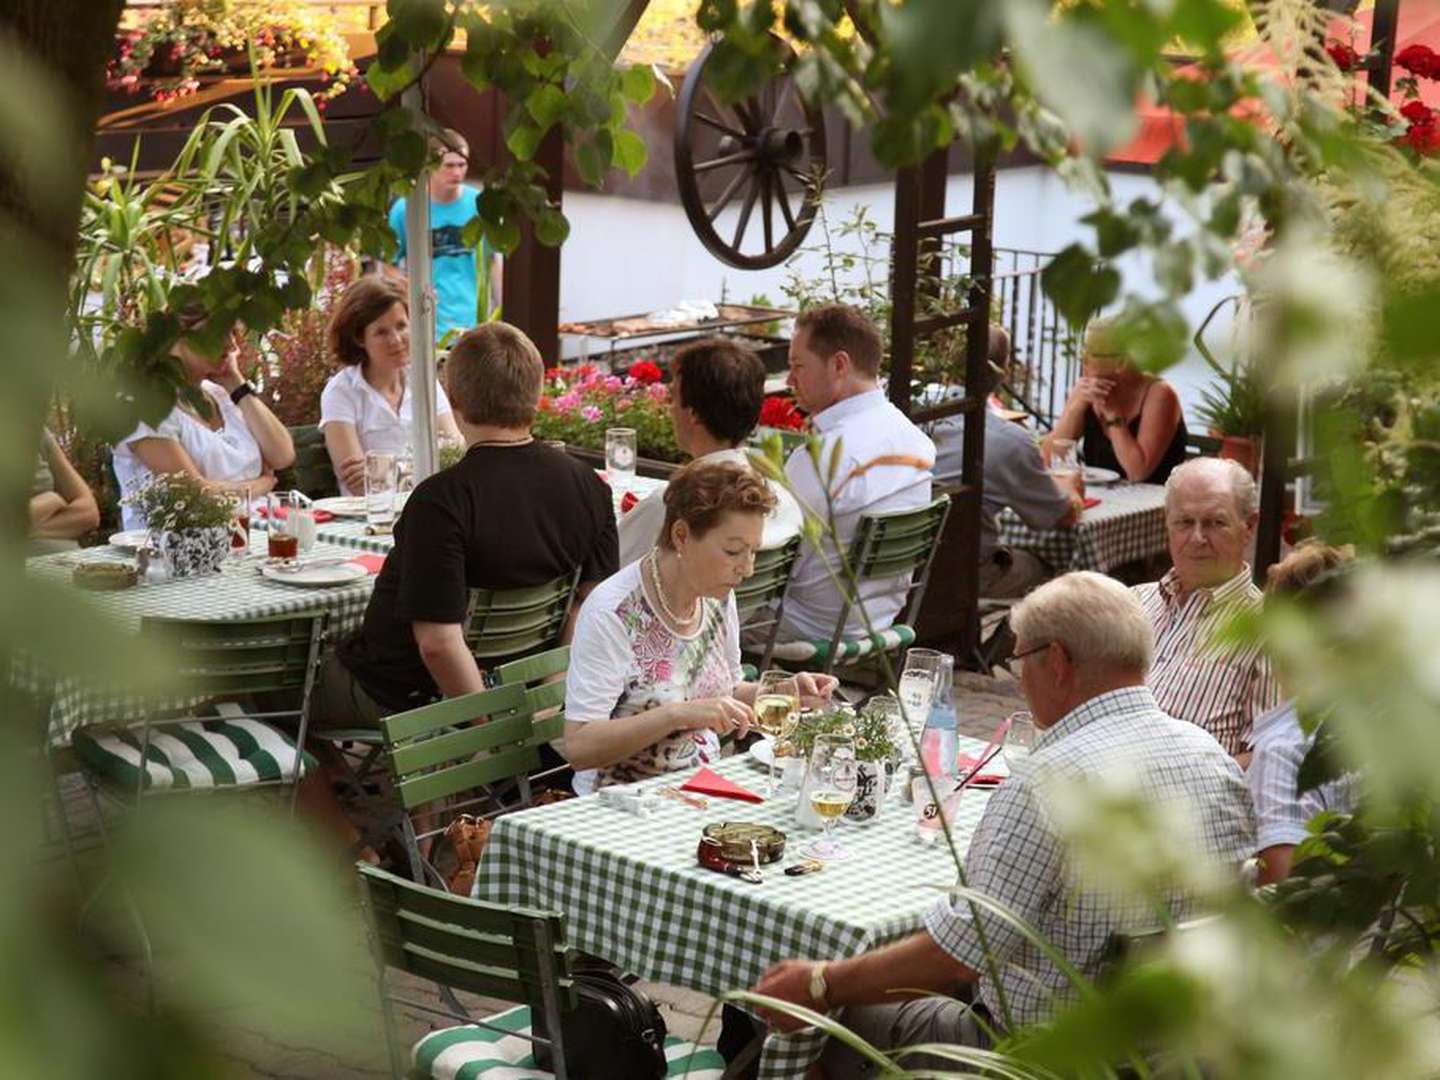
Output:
top-left (647, 549), bottom-right (700, 627)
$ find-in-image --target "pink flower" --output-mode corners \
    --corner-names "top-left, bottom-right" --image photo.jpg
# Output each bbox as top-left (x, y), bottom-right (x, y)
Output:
top-left (580, 404), bottom-right (603, 422)
top-left (647, 384), bottom-right (669, 403)
top-left (553, 390), bottom-right (582, 413)
top-left (603, 375), bottom-right (624, 393)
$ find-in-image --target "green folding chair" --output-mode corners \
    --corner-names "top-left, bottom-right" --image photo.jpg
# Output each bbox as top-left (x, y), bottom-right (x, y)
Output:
top-left (465, 568), bottom-right (581, 666)
top-left (357, 863), bottom-right (727, 1080)
top-left (494, 645), bottom-right (570, 787)
top-left (735, 534), bottom-right (803, 680)
top-left (278, 423), bottom-right (340, 499)
top-left (770, 495), bottom-right (952, 674)
top-left (378, 682), bottom-right (543, 889)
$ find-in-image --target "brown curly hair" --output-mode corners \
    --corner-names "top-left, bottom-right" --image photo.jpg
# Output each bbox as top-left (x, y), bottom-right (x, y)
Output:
top-left (659, 459), bottom-right (777, 550)
top-left (1265, 540), bottom-right (1355, 598)
top-left (328, 276), bottom-right (408, 367)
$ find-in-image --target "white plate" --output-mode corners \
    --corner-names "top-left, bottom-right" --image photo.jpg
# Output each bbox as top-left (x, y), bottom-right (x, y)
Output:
top-left (260, 561), bottom-right (369, 587)
top-left (107, 530), bottom-right (149, 551)
top-left (310, 496), bottom-right (368, 517)
top-left (1084, 466), bottom-right (1121, 486)
top-left (748, 738), bottom-right (776, 768)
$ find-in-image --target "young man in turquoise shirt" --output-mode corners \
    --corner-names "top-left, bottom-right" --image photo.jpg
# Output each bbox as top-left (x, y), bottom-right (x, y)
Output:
top-left (388, 129), bottom-right (501, 342)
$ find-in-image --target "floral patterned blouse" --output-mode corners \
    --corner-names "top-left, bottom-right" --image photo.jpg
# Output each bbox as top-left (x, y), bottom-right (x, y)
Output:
top-left (565, 560), bottom-right (743, 794)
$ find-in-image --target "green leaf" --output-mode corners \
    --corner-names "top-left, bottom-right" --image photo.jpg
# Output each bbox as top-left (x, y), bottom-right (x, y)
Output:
top-left (575, 139), bottom-right (604, 187)
top-left (1041, 244), bottom-right (1121, 328)
top-left (505, 123), bottom-right (543, 163)
top-left (534, 208), bottom-right (570, 247)
top-left (486, 215), bottom-right (522, 256)
top-left (384, 130), bottom-right (428, 173)
top-left (620, 64), bottom-right (656, 105)
top-left (612, 129), bottom-right (648, 178)
top-left (1082, 207), bottom-right (1142, 258)
top-left (389, 0), bottom-right (449, 48)
top-left (525, 84), bottom-right (568, 130)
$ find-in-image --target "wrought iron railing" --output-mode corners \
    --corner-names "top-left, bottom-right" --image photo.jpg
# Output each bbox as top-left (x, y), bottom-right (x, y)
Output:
top-left (990, 246), bottom-right (1081, 430)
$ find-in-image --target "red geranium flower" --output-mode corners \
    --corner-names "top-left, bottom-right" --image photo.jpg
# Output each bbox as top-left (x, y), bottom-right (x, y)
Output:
top-left (1399, 121), bottom-right (1440, 155)
top-left (759, 395), bottom-right (807, 432)
top-left (628, 360), bottom-right (663, 384)
top-left (1400, 99), bottom-right (1435, 126)
top-left (1396, 43), bottom-right (1440, 81)
top-left (1325, 41), bottom-right (1359, 73)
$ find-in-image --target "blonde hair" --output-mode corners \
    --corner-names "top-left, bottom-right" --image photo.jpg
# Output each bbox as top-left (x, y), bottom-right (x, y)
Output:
top-left (1011, 571), bottom-right (1154, 675)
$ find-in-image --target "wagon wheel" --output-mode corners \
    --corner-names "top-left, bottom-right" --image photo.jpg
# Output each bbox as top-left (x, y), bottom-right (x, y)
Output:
top-left (674, 38), bottom-right (828, 271)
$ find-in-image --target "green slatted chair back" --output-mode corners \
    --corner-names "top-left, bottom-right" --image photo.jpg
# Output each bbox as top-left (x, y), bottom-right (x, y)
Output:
top-left (357, 863), bottom-right (576, 1079)
top-left (380, 682), bottom-right (540, 813)
top-left (144, 613), bottom-right (328, 700)
top-left (464, 569), bottom-right (580, 665)
top-left (734, 535), bottom-right (802, 673)
top-left (281, 423), bottom-right (339, 500)
top-left (494, 646), bottom-right (569, 746)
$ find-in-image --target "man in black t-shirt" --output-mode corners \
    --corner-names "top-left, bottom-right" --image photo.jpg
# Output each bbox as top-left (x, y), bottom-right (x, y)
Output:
top-left (314, 322), bottom-right (618, 724)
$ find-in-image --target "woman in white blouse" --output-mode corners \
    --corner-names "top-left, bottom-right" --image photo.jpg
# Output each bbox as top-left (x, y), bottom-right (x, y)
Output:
top-left (112, 311), bottom-right (295, 530)
top-left (320, 277), bottom-right (463, 495)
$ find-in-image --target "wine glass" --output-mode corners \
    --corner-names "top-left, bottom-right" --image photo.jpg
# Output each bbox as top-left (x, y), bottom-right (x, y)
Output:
top-left (898, 648), bottom-right (943, 737)
top-left (753, 670), bottom-right (800, 796)
top-left (802, 734), bottom-right (859, 861)
top-left (1002, 710), bottom-right (1037, 773)
top-left (223, 488), bottom-right (249, 563)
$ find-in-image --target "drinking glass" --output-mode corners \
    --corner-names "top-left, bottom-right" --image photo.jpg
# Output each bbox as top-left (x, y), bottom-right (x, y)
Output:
top-left (606, 427), bottom-right (637, 493)
top-left (1048, 437), bottom-right (1085, 500)
top-left (898, 648), bottom-right (943, 735)
top-left (1002, 710), bottom-right (1037, 772)
top-left (862, 692), bottom-right (908, 766)
top-left (365, 451), bottom-right (399, 532)
top-left (223, 488), bottom-right (250, 562)
top-left (395, 452), bottom-right (415, 498)
top-left (265, 491), bottom-right (315, 560)
top-left (754, 670), bottom-right (800, 796)
top-left (802, 734), bottom-right (859, 861)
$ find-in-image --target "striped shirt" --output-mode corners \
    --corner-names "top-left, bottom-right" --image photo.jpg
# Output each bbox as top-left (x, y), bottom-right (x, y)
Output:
top-left (923, 686), bottom-right (1254, 1031)
top-left (1133, 567), bottom-right (1278, 756)
top-left (1249, 700), bottom-right (1357, 851)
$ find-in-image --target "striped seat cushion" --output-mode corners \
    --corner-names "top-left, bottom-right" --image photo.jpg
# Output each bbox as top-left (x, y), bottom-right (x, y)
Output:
top-left (73, 703), bottom-right (314, 791)
top-left (413, 1006), bottom-right (725, 1080)
top-left (770, 623), bottom-right (916, 667)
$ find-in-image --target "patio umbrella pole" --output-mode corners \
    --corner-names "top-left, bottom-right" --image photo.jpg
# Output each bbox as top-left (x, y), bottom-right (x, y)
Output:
top-left (403, 82), bottom-right (438, 487)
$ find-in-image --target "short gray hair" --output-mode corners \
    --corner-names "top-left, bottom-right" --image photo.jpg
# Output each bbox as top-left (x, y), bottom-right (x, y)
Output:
top-left (1165, 456), bottom-right (1257, 520)
top-left (1011, 571), bottom-right (1154, 675)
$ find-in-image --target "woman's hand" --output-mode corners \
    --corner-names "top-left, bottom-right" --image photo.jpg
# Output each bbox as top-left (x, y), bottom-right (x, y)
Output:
top-left (668, 696), bottom-right (754, 740)
top-left (247, 472), bottom-right (277, 496)
top-left (795, 672), bottom-right (838, 709)
top-left (338, 455), bottom-right (367, 494)
top-left (1073, 375), bottom-right (1117, 418)
top-left (212, 343), bottom-right (246, 393)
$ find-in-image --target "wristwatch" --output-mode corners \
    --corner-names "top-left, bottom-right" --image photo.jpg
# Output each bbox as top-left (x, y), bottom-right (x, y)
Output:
top-left (808, 962), bottom-right (830, 1009)
top-left (1102, 414), bottom-right (1127, 429)
top-left (230, 382), bottom-right (256, 405)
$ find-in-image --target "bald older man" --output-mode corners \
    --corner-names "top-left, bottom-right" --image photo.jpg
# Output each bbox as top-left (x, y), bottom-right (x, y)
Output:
top-left (1133, 457), bottom-right (1279, 761)
top-left (747, 572), bottom-right (1253, 1075)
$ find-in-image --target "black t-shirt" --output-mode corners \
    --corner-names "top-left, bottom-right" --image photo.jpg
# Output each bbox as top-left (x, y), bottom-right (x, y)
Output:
top-left (339, 442), bottom-right (618, 710)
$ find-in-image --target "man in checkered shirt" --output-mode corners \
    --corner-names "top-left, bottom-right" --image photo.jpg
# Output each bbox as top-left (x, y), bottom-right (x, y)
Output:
top-left (751, 572), bottom-right (1253, 1074)
top-left (1133, 457), bottom-right (1279, 761)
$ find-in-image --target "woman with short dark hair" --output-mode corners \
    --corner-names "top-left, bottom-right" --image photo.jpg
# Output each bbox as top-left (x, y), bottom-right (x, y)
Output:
top-left (320, 276), bottom-right (462, 495)
top-left (565, 459), bottom-right (834, 793)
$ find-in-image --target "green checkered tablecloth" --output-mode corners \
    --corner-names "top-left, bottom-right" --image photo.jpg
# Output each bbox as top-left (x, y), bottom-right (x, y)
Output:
top-left (17, 542), bottom-right (376, 744)
top-left (476, 747), bottom-right (992, 1079)
top-left (997, 481), bottom-right (1167, 574)
top-left (305, 471), bottom-right (669, 555)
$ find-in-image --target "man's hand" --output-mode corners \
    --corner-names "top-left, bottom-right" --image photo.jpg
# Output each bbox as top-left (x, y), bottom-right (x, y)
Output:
top-left (751, 960), bottom-right (824, 1033)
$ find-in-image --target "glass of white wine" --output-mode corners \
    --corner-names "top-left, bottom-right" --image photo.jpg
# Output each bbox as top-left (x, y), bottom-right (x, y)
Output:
top-left (802, 733), bottom-right (859, 861)
top-left (753, 670), bottom-right (800, 796)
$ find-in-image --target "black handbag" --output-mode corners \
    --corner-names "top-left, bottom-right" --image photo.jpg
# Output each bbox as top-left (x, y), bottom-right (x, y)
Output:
top-left (531, 957), bottom-right (669, 1079)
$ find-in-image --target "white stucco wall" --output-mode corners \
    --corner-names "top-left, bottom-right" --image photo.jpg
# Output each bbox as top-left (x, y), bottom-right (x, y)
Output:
top-left (558, 164), bottom-right (1239, 428)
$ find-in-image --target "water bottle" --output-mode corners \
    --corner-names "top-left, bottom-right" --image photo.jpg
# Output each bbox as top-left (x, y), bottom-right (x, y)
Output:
top-left (919, 653), bottom-right (957, 778)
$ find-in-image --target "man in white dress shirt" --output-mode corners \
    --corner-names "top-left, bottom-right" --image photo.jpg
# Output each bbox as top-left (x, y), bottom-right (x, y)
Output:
top-left (780, 305), bottom-right (935, 641)
top-left (617, 337), bottom-right (802, 566)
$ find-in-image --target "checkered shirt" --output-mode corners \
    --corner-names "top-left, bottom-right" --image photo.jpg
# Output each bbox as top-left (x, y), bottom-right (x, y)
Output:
top-left (995, 482), bottom-right (1168, 574)
top-left (923, 686), bottom-right (1255, 1032)
top-left (1248, 700), bottom-right (1358, 851)
top-left (1133, 567), bottom-right (1279, 756)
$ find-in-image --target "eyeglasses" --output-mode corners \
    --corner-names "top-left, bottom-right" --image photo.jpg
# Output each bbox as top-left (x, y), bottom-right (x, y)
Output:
top-left (1011, 640), bottom-right (1052, 663)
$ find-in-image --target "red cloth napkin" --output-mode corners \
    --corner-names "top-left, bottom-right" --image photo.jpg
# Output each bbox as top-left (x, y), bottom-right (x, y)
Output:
top-left (1082, 496), bottom-right (1102, 509)
top-left (255, 505), bottom-right (336, 523)
top-left (349, 554), bottom-right (387, 575)
top-left (620, 491), bottom-right (640, 515)
top-left (680, 766), bottom-right (764, 803)
top-left (954, 754), bottom-right (1007, 786)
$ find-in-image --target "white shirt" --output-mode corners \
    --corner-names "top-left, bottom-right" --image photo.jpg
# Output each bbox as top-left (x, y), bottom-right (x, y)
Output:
top-left (616, 447), bottom-right (805, 567)
top-left (113, 380), bottom-right (263, 530)
top-left (1248, 699), bottom-right (1357, 852)
top-left (781, 388), bottom-right (935, 640)
top-left (565, 560), bottom-right (743, 795)
top-left (319, 365), bottom-right (454, 495)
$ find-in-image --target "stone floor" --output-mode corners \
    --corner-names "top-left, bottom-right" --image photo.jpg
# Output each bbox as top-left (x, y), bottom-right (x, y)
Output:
top-left (54, 664), bottom-right (1026, 1078)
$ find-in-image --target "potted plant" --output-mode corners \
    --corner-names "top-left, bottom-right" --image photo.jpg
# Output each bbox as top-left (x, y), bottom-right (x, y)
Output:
top-left (1194, 297), bottom-right (1266, 476)
top-left (124, 472), bottom-right (233, 579)
top-left (532, 362), bottom-right (682, 473)
top-left (789, 702), bottom-right (897, 826)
